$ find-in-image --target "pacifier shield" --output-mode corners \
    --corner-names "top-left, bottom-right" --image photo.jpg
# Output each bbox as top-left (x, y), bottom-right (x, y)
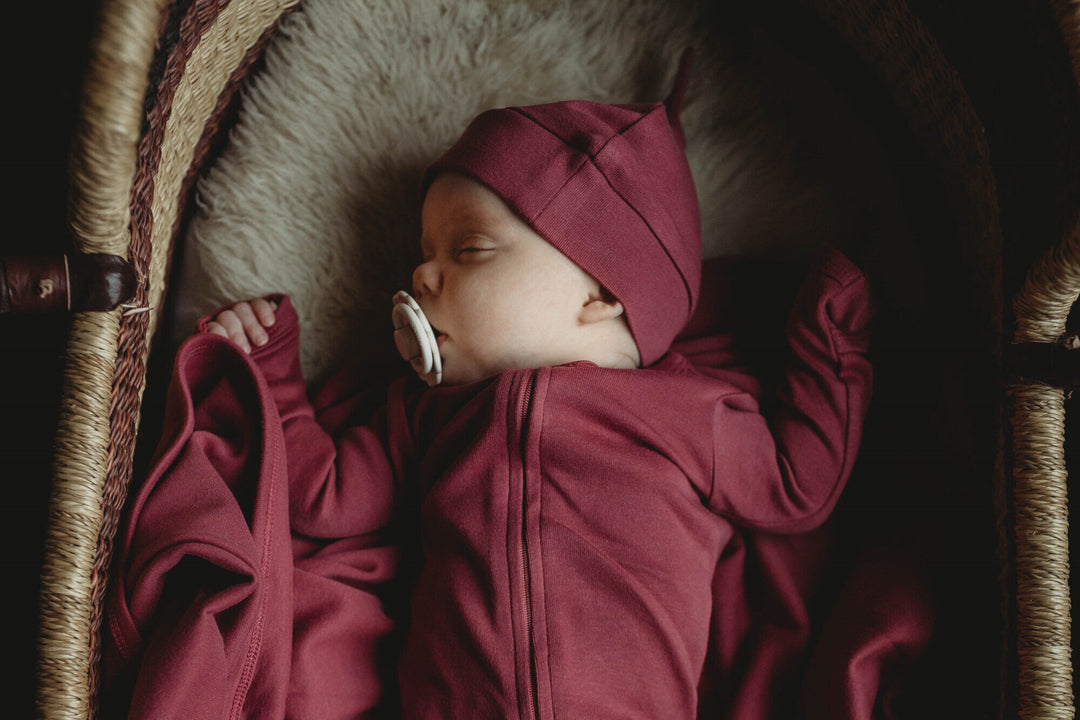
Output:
top-left (392, 291), bottom-right (442, 386)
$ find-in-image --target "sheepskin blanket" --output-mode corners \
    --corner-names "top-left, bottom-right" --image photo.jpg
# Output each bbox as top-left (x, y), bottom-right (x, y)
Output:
top-left (172, 0), bottom-right (900, 384)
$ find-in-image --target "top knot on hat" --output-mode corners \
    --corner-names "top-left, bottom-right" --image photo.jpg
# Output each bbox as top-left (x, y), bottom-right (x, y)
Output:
top-left (424, 49), bottom-right (700, 366)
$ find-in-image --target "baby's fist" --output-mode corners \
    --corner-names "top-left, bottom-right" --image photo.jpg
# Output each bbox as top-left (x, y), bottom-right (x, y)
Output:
top-left (204, 297), bottom-right (278, 353)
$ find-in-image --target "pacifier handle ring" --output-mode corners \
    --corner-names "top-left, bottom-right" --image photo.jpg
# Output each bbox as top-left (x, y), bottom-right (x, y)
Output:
top-left (392, 291), bottom-right (442, 386)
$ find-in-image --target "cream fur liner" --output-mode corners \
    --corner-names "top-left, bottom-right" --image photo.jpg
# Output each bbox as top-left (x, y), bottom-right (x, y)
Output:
top-left (174, 0), bottom-right (907, 384)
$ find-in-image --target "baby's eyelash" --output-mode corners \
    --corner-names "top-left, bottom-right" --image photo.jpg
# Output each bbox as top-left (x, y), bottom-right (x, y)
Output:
top-left (454, 243), bottom-right (494, 257)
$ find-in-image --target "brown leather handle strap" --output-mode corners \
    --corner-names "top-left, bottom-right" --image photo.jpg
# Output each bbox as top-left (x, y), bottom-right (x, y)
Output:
top-left (0, 254), bottom-right (136, 314)
top-left (1, 255), bottom-right (70, 313)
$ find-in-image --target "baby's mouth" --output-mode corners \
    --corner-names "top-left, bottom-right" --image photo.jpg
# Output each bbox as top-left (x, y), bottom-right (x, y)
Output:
top-left (431, 325), bottom-right (447, 347)
top-left (425, 318), bottom-right (447, 347)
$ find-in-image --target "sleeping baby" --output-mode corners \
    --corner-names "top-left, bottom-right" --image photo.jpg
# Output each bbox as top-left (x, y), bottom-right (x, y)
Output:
top-left (198, 58), bottom-right (873, 718)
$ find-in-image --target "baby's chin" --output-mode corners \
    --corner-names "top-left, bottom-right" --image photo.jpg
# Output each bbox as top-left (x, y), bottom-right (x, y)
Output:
top-left (437, 344), bottom-right (587, 385)
top-left (438, 355), bottom-right (529, 386)
top-left (437, 360), bottom-right (491, 387)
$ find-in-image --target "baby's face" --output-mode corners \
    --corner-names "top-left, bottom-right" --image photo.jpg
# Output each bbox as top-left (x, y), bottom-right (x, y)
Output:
top-left (414, 173), bottom-right (601, 385)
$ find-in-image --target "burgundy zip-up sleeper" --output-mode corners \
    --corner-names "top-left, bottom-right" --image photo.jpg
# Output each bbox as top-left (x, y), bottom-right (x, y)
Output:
top-left (103, 249), bottom-right (933, 720)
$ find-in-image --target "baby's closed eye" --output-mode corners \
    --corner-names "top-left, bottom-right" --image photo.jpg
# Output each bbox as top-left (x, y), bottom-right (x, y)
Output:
top-left (455, 239), bottom-right (496, 259)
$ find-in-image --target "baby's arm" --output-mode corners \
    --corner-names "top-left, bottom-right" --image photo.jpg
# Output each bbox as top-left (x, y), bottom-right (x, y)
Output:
top-left (199, 296), bottom-right (401, 540)
top-left (708, 247), bottom-right (873, 532)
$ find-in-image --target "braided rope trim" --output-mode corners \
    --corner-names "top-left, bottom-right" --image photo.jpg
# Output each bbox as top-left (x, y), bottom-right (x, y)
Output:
top-left (38, 0), bottom-right (299, 718)
top-left (85, 2), bottom-right (301, 716)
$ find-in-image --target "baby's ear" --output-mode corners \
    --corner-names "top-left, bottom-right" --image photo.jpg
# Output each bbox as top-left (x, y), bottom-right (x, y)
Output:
top-left (579, 292), bottom-right (625, 325)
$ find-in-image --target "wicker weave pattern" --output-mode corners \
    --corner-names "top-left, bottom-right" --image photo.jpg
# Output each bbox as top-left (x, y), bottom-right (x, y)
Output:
top-left (37, 0), bottom-right (167, 716)
top-left (1010, 223), bottom-right (1080, 719)
top-left (38, 1), bottom-right (298, 719)
top-left (38, 315), bottom-right (121, 720)
top-left (1009, 384), bottom-right (1072, 720)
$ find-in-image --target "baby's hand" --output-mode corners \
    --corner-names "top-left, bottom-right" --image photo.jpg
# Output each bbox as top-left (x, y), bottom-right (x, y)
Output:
top-left (203, 297), bottom-right (278, 353)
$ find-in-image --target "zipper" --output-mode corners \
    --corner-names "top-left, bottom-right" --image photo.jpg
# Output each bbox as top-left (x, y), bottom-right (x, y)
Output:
top-left (518, 371), bottom-right (540, 720)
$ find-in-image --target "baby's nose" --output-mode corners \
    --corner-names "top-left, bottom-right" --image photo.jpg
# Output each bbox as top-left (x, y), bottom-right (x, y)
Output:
top-left (412, 261), bottom-right (441, 299)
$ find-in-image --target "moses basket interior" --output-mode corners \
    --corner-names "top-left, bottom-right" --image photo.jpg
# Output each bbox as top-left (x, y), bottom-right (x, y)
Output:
top-left (35, 0), bottom-right (1080, 717)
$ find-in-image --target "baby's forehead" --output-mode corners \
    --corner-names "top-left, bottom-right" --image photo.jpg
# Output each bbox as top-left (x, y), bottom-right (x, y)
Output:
top-left (421, 175), bottom-right (520, 234)
top-left (420, 197), bottom-right (489, 244)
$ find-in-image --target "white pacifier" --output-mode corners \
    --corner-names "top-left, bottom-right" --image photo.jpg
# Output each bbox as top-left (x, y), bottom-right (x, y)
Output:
top-left (392, 290), bottom-right (442, 386)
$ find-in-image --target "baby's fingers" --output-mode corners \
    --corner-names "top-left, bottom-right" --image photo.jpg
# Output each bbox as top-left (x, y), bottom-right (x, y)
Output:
top-left (232, 302), bottom-right (272, 350)
top-left (204, 320), bottom-right (230, 340)
top-left (249, 297), bottom-right (278, 327)
top-left (204, 297), bottom-right (280, 353)
top-left (211, 308), bottom-right (253, 353)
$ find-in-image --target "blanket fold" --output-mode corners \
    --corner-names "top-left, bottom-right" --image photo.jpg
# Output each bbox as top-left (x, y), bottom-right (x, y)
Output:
top-left (104, 316), bottom-right (396, 719)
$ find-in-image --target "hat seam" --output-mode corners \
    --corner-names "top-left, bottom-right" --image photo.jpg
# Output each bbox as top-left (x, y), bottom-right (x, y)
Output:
top-left (592, 157), bottom-right (694, 316)
top-left (511, 104), bottom-right (661, 160)
top-left (510, 107), bottom-right (693, 308)
top-left (531, 148), bottom-right (694, 319)
top-left (591, 107), bottom-right (658, 158)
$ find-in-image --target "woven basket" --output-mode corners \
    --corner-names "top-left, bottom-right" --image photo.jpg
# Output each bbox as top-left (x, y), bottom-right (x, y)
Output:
top-left (34, 0), bottom-right (1079, 718)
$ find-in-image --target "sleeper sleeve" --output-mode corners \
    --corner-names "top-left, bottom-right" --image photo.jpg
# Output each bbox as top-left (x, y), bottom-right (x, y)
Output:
top-left (707, 246), bottom-right (873, 532)
top-left (201, 295), bottom-right (403, 540)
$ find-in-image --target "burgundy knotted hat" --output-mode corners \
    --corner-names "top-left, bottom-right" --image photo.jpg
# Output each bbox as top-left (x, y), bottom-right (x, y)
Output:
top-left (424, 51), bottom-right (701, 366)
